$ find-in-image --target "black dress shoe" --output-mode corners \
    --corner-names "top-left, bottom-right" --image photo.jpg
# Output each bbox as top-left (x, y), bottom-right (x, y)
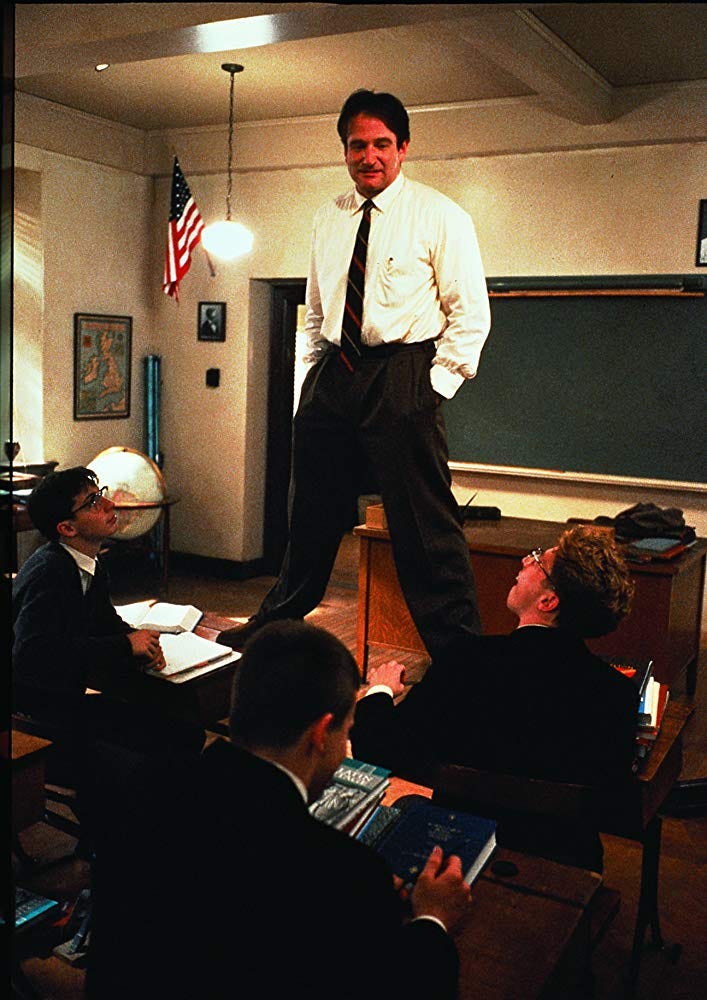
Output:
top-left (217, 617), bottom-right (266, 651)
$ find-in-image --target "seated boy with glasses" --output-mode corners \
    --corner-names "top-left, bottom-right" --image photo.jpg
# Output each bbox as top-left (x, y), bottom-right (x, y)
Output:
top-left (351, 525), bottom-right (638, 871)
top-left (12, 467), bottom-right (204, 815)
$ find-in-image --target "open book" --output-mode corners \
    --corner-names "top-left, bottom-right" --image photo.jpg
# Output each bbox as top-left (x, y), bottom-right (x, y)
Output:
top-left (116, 600), bottom-right (202, 634)
top-left (145, 632), bottom-right (235, 677)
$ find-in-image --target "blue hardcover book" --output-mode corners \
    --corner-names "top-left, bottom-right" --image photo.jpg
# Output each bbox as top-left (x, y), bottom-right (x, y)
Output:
top-left (355, 804), bottom-right (403, 848)
top-left (374, 802), bottom-right (496, 887)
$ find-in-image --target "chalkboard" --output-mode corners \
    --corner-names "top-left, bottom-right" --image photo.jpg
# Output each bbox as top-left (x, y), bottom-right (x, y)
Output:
top-left (444, 276), bottom-right (706, 485)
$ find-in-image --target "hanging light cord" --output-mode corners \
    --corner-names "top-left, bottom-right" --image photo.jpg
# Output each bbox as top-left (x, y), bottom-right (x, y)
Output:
top-left (201, 63), bottom-right (251, 261)
top-left (226, 67), bottom-right (235, 222)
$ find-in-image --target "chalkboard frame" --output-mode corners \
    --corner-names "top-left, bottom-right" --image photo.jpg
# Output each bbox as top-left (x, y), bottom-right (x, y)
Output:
top-left (445, 275), bottom-right (706, 492)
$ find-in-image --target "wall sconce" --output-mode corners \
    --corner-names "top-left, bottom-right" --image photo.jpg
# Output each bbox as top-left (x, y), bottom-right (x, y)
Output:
top-left (202, 63), bottom-right (254, 260)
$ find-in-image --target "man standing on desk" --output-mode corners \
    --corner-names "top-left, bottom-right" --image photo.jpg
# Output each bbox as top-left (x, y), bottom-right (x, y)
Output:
top-left (221, 89), bottom-right (491, 658)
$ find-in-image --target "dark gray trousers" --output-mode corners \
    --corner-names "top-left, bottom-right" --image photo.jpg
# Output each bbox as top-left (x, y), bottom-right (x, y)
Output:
top-left (257, 342), bottom-right (481, 659)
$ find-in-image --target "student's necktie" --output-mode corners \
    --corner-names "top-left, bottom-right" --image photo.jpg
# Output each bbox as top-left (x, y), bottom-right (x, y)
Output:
top-left (340, 199), bottom-right (374, 372)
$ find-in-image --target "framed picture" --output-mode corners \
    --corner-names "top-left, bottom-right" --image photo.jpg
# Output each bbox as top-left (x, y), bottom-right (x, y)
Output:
top-left (696, 200), bottom-right (707, 266)
top-left (198, 301), bottom-right (226, 341)
top-left (74, 313), bottom-right (131, 420)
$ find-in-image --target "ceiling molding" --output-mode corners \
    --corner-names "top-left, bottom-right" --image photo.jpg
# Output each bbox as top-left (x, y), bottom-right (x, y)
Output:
top-left (17, 75), bottom-right (706, 179)
top-left (15, 3), bottom-right (506, 78)
top-left (457, 9), bottom-right (614, 125)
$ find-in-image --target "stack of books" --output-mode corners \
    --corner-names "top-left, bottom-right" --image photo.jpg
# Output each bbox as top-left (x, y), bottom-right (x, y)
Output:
top-left (309, 758), bottom-right (391, 836)
top-left (607, 657), bottom-right (669, 765)
top-left (624, 532), bottom-right (696, 563)
top-left (636, 675), bottom-right (670, 746)
top-left (311, 761), bottom-right (498, 889)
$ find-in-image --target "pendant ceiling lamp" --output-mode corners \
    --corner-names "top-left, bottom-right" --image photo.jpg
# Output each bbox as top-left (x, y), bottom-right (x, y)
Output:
top-left (202, 63), bottom-right (254, 260)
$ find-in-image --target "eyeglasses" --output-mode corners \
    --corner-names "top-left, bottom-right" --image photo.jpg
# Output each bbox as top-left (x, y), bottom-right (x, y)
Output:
top-left (528, 547), bottom-right (554, 585)
top-left (71, 485), bottom-right (109, 515)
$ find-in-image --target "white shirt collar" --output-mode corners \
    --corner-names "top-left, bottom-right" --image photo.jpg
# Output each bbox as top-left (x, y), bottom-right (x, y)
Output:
top-left (59, 542), bottom-right (97, 578)
top-left (352, 171), bottom-right (405, 214)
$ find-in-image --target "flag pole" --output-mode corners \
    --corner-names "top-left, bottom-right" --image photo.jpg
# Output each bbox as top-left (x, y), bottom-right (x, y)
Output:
top-left (203, 248), bottom-right (216, 277)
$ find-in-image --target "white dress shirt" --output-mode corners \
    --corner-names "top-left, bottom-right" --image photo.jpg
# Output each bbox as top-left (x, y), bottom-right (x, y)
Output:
top-left (302, 172), bottom-right (491, 398)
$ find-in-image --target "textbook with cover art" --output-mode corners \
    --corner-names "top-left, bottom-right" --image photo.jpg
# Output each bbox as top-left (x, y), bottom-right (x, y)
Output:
top-left (115, 600), bottom-right (202, 634)
top-left (310, 758), bottom-right (391, 832)
top-left (369, 801), bottom-right (496, 888)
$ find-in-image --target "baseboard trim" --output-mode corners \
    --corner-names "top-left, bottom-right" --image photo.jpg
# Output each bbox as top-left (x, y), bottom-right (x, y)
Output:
top-left (171, 551), bottom-right (267, 581)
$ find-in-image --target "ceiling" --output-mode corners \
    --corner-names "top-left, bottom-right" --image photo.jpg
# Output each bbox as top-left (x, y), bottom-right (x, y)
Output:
top-left (13, 3), bottom-right (707, 132)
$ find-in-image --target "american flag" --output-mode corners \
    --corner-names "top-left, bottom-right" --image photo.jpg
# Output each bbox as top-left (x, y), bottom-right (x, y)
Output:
top-left (163, 157), bottom-right (204, 300)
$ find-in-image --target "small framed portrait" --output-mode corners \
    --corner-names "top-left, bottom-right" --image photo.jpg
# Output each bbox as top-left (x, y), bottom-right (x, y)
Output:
top-left (198, 301), bottom-right (226, 341)
top-left (74, 313), bottom-right (131, 420)
top-left (696, 200), bottom-right (707, 267)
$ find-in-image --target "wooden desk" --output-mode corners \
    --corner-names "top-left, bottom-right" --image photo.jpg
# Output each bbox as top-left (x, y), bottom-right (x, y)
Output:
top-left (354, 517), bottom-right (707, 691)
top-left (383, 778), bottom-right (601, 999)
top-left (11, 731), bottom-right (51, 835)
top-left (384, 700), bottom-right (692, 999)
top-left (603, 699), bottom-right (692, 994)
top-left (88, 611), bottom-right (239, 730)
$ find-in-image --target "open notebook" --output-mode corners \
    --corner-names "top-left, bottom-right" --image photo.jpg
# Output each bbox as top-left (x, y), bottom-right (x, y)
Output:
top-left (147, 631), bottom-right (236, 678)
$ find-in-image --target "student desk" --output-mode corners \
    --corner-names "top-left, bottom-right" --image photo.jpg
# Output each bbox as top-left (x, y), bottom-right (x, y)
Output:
top-left (11, 730), bottom-right (52, 836)
top-left (382, 777), bottom-right (602, 999)
top-left (354, 516), bottom-right (706, 691)
top-left (88, 611), bottom-right (239, 731)
top-left (382, 699), bottom-right (693, 998)
top-left (600, 700), bottom-right (692, 993)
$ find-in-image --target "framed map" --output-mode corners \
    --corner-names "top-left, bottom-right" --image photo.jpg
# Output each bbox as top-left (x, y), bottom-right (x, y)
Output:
top-left (74, 313), bottom-right (131, 419)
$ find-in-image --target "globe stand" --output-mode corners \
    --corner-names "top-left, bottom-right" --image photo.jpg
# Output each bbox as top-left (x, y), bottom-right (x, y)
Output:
top-left (103, 497), bottom-right (178, 598)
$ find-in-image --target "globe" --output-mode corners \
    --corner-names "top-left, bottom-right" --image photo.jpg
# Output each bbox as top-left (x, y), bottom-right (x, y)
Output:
top-left (88, 447), bottom-right (166, 540)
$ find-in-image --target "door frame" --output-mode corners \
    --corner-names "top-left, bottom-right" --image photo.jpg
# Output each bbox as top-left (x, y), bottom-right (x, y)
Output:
top-left (262, 280), bottom-right (306, 574)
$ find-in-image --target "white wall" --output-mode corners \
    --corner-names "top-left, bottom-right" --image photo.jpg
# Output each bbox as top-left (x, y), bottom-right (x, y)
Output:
top-left (152, 142), bottom-right (705, 563)
top-left (14, 144), bottom-right (154, 468)
top-left (13, 94), bottom-right (707, 635)
top-left (13, 168), bottom-right (43, 463)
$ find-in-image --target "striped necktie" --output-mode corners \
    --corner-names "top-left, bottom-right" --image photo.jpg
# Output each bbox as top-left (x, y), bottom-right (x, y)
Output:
top-left (340, 199), bottom-right (374, 372)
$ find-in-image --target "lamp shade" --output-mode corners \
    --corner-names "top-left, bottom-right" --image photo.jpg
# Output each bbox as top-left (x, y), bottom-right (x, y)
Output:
top-left (202, 219), bottom-right (254, 259)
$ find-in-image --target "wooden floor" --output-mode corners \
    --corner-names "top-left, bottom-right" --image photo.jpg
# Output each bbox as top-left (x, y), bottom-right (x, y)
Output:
top-left (13, 533), bottom-right (707, 999)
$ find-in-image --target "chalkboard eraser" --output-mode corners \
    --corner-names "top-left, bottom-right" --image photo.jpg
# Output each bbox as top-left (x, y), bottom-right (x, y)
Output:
top-left (460, 505), bottom-right (501, 521)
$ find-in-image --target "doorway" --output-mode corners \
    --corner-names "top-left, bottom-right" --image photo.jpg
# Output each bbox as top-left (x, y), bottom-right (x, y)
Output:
top-left (263, 280), bottom-right (306, 574)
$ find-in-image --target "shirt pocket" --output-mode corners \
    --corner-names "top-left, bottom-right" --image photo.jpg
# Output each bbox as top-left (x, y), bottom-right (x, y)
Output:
top-left (374, 252), bottom-right (426, 310)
